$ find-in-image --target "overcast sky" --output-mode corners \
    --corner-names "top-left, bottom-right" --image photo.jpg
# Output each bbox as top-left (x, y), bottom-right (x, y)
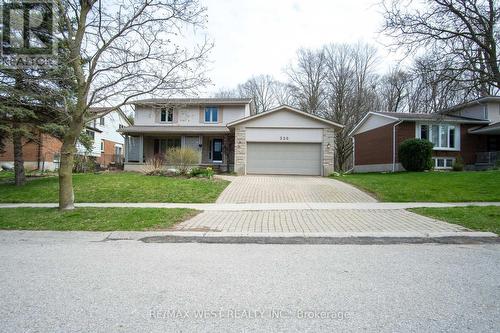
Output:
top-left (200, 0), bottom-right (399, 94)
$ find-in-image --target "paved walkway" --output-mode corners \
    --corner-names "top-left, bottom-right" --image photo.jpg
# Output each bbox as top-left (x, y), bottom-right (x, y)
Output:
top-left (171, 209), bottom-right (470, 234)
top-left (216, 175), bottom-right (376, 203)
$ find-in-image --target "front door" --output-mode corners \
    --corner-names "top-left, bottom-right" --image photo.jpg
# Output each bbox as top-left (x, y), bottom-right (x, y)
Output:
top-left (212, 139), bottom-right (223, 162)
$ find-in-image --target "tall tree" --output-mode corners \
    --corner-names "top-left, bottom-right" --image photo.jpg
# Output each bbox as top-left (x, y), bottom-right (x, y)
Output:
top-left (54, 0), bottom-right (211, 209)
top-left (382, 0), bottom-right (500, 92)
top-left (378, 67), bottom-right (410, 113)
top-left (286, 48), bottom-right (328, 113)
top-left (237, 75), bottom-right (277, 113)
top-left (323, 43), bottom-right (379, 171)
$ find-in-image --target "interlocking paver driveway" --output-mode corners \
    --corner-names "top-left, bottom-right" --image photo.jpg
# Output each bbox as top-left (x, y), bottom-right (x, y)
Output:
top-left (216, 175), bottom-right (376, 203)
top-left (173, 209), bottom-right (468, 233)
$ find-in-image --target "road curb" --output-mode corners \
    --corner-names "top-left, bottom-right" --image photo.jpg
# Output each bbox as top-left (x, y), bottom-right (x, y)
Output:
top-left (136, 231), bottom-right (499, 245)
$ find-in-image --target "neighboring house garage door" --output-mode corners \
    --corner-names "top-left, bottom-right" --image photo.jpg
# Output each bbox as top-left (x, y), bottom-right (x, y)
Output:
top-left (247, 142), bottom-right (321, 175)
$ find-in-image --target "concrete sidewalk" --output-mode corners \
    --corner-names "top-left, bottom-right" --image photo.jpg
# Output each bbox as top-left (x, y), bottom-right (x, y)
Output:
top-left (1, 201), bottom-right (499, 210)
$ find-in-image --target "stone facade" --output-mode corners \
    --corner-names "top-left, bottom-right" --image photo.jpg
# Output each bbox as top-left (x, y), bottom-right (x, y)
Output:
top-left (322, 128), bottom-right (335, 175)
top-left (234, 126), bottom-right (246, 175)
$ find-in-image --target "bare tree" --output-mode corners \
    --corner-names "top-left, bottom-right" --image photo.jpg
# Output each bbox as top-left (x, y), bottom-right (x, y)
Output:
top-left (405, 55), bottom-right (476, 113)
top-left (378, 67), bottom-right (410, 112)
top-left (54, 0), bottom-right (211, 209)
top-left (286, 48), bottom-right (328, 113)
top-left (381, 0), bottom-right (500, 91)
top-left (272, 81), bottom-right (297, 107)
top-left (237, 75), bottom-right (277, 113)
top-left (323, 43), bottom-right (379, 171)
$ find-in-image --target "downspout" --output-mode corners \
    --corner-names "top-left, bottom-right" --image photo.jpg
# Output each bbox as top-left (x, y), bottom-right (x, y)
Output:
top-left (352, 136), bottom-right (355, 171)
top-left (392, 120), bottom-right (403, 172)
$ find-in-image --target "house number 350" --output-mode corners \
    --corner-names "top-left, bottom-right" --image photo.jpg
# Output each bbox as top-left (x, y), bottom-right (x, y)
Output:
top-left (280, 136), bottom-right (289, 141)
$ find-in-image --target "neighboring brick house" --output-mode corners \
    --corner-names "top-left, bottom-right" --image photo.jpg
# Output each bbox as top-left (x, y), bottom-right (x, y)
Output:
top-left (350, 96), bottom-right (500, 172)
top-left (0, 132), bottom-right (62, 171)
top-left (0, 107), bottom-right (131, 171)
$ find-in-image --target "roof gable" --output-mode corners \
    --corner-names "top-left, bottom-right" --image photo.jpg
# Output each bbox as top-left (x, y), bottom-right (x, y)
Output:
top-left (227, 105), bottom-right (343, 129)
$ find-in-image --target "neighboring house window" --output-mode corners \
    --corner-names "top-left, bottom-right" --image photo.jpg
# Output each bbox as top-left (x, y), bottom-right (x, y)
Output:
top-left (417, 123), bottom-right (459, 150)
top-left (433, 157), bottom-right (454, 169)
top-left (204, 106), bottom-right (218, 123)
top-left (100, 140), bottom-right (104, 152)
top-left (85, 130), bottom-right (95, 140)
top-left (99, 117), bottom-right (105, 126)
top-left (160, 107), bottom-right (174, 122)
top-left (119, 124), bottom-right (124, 129)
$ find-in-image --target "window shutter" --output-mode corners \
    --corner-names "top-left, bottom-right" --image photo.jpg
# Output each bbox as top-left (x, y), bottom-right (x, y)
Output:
top-left (173, 109), bottom-right (179, 124)
top-left (199, 106), bottom-right (204, 123)
top-left (218, 106), bottom-right (223, 123)
top-left (154, 109), bottom-right (160, 123)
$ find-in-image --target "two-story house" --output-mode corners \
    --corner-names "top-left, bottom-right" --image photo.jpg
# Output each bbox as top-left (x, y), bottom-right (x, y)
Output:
top-left (350, 96), bottom-right (500, 172)
top-left (119, 98), bottom-right (343, 175)
top-left (79, 107), bottom-right (131, 168)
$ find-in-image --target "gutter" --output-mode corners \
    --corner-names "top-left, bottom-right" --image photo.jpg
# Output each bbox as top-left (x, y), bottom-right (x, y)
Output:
top-left (392, 120), bottom-right (403, 172)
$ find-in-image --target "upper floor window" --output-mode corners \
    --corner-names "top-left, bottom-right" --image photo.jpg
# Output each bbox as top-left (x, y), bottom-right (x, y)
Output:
top-left (204, 106), bottom-right (219, 123)
top-left (417, 123), bottom-right (458, 150)
top-left (160, 107), bottom-right (173, 122)
top-left (99, 117), bottom-right (105, 126)
top-left (85, 129), bottom-right (95, 140)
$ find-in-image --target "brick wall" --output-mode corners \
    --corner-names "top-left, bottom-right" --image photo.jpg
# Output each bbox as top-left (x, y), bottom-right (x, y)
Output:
top-left (0, 133), bottom-right (61, 167)
top-left (354, 123), bottom-right (394, 165)
top-left (354, 121), bottom-right (496, 167)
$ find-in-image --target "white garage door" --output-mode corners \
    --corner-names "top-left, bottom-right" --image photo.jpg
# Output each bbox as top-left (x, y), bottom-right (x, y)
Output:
top-left (247, 142), bottom-right (321, 175)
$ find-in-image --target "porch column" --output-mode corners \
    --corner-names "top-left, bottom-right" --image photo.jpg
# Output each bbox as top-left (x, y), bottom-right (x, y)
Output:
top-left (139, 135), bottom-right (144, 163)
top-left (124, 135), bottom-right (129, 163)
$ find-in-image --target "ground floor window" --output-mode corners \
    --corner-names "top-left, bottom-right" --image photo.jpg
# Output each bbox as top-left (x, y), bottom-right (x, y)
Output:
top-left (154, 138), bottom-right (181, 155)
top-left (417, 123), bottom-right (459, 150)
top-left (432, 157), bottom-right (454, 169)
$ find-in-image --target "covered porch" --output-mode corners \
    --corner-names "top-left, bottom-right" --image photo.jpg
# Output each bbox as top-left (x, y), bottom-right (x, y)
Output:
top-left (121, 127), bottom-right (235, 172)
top-left (469, 124), bottom-right (500, 169)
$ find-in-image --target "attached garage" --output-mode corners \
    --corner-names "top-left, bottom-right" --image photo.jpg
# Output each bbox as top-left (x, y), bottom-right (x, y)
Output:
top-left (227, 105), bottom-right (343, 176)
top-left (247, 142), bottom-right (322, 175)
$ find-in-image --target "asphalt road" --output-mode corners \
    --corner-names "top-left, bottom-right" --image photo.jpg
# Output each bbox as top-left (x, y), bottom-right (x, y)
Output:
top-left (0, 231), bottom-right (499, 332)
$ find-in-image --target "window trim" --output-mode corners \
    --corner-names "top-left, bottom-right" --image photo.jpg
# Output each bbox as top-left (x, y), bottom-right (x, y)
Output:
top-left (160, 107), bottom-right (174, 123)
top-left (415, 122), bottom-right (460, 151)
top-left (204, 106), bottom-right (219, 123)
top-left (432, 157), bottom-right (455, 170)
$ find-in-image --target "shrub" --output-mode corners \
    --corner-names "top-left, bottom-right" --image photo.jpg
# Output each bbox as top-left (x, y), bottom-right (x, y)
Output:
top-left (73, 155), bottom-right (97, 173)
top-left (165, 147), bottom-right (199, 175)
top-left (141, 155), bottom-right (165, 176)
top-left (452, 156), bottom-right (464, 171)
top-left (189, 166), bottom-right (214, 179)
top-left (398, 139), bottom-right (433, 171)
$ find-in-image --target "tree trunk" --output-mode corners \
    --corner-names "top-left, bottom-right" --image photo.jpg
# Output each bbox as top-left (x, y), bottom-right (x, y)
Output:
top-left (58, 127), bottom-right (80, 210)
top-left (12, 125), bottom-right (26, 186)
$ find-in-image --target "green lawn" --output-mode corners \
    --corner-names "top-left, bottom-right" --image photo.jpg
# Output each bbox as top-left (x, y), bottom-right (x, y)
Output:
top-left (0, 207), bottom-right (197, 231)
top-left (0, 172), bottom-right (229, 203)
top-left (410, 206), bottom-right (500, 234)
top-left (0, 171), bottom-right (14, 181)
top-left (336, 170), bottom-right (500, 202)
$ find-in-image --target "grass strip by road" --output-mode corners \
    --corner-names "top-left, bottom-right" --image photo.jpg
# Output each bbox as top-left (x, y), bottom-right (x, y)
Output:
top-left (335, 170), bottom-right (500, 202)
top-left (0, 208), bottom-right (198, 231)
top-left (410, 206), bottom-right (500, 234)
top-left (0, 172), bottom-right (229, 203)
